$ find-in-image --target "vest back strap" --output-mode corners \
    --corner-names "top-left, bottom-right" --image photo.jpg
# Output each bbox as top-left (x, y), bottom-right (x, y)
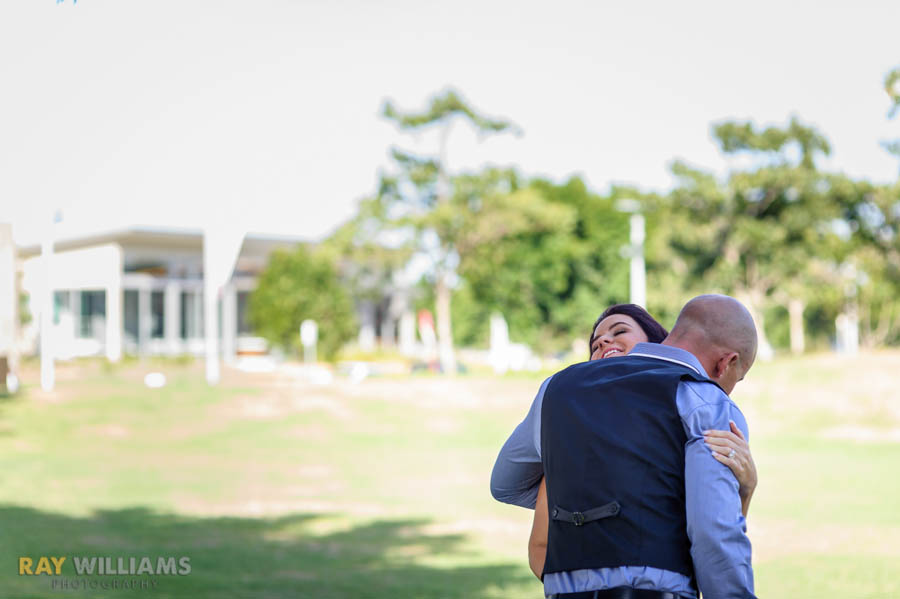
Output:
top-left (551, 501), bottom-right (621, 526)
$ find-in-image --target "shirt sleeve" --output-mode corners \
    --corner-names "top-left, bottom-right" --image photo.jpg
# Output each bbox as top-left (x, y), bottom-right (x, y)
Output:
top-left (678, 381), bottom-right (757, 599)
top-left (489, 376), bottom-right (550, 509)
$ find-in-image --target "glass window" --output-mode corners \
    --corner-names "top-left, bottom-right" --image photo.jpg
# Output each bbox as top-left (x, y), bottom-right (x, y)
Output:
top-left (53, 291), bottom-right (70, 326)
top-left (124, 290), bottom-right (139, 342)
top-left (151, 291), bottom-right (164, 339)
top-left (237, 291), bottom-right (253, 335)
top-left (180, 291), bottom-right (203, 339)
top-left (79, 290), bottom-right (106, 338)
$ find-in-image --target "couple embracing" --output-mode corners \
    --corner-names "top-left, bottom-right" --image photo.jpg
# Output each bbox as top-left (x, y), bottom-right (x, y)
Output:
top-left (491, 295), bottom-right (758, 599)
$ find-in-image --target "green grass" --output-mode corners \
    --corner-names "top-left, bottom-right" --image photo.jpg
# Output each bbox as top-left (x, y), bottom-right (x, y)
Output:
top-left (0, 352), bottom-right (898, 598)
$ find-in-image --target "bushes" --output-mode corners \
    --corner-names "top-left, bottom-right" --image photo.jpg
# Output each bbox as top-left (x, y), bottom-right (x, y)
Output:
top-left (248, 246), bottom-right (356, 361)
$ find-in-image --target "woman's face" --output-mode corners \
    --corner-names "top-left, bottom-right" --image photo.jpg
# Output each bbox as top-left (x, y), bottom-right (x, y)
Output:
top-left (589, 314), bottom-right (649, 361)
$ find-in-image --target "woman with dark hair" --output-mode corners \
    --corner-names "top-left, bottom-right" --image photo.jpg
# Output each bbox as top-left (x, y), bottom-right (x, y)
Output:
top-left (588, 304), bottom-right (669, 359)
top-left (527, 304), bottom-right (758, 580)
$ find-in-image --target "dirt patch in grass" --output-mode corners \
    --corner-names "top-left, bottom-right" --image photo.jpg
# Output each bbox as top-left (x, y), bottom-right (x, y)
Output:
top-left (751, 519), bottom-right (900, 561)
top-left (87, 424), bottom-right (131, 438)
top-left (820, 425), bottom-right (900, 443)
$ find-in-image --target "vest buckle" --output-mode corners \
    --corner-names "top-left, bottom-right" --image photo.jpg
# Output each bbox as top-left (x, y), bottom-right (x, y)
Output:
top-left (572, 511), bottom-right (585, 526)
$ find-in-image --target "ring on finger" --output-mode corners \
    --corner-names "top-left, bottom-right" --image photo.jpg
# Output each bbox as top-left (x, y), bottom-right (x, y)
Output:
top-left (727, 448), bottom-right (736, 459)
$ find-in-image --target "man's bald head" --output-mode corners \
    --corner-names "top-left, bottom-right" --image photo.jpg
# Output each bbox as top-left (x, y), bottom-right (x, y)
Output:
top-left (664, 294), bottom-right (758, 393)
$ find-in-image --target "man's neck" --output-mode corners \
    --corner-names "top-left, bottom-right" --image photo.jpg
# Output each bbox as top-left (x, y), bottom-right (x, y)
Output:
top-left (660, 337), bottom-right (716, 381)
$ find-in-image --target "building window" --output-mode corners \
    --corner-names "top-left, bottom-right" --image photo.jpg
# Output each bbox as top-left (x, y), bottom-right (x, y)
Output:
top-left (237, 291), bottom-right (253, 335)
top-left (180, 291), bottom-right (203, 339)
top-left (124, 290), bottom-right (139, 342)
top-left (53, 291), bottom-right (70, 326)
top-left (151, 291), bottom-right (164, 339)
top-left (79, 290), bottom-right (106, 339)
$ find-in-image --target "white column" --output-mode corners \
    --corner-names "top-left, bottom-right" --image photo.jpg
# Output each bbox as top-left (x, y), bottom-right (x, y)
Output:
top-left (40, 233), bottom-right (54, 391)
top-left (164, 281), bottom-right (181, 355)
top-left (105, 246), bottom-right (123, 362)
top-left (379, 315), bottom-right (395, 348)
top-left (138, 287), bottom-right (151, 354)
top-left (203, 282), bottom-right (219, 384)
top-left (358, 301), bottom-right (376, 352)
top-left (0, 224), bottom-right (16, 371)
top-left (398, 311), bottom-right (416, 356)
top-left (105, 285), bottom-right (122, 362)
top-left (202, 228), bottom-right (244, 385)
top-left (489, 313), bottom-right (510, 375)
top-left (788, 298), bottom-right (805, 355)
top-left (221, 283), bottom-right (237, 365)
top-left (70, 290), bottom-right (81, 339)
top-left (194, 289), bottom-right (204, 340)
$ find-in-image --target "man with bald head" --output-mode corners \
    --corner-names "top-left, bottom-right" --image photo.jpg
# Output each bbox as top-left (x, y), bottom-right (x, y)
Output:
top-left (491, 295), bottom-right (758, 599)
top-left (664, 294), bottom-right (758, 395)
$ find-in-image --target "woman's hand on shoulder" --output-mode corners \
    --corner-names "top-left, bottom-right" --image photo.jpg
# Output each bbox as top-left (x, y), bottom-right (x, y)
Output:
top-left (704, 421), bottom-right (757, 508)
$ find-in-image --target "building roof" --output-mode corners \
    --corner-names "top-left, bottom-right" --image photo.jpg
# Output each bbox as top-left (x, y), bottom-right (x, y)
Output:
top-left (16, 225), bottom-right (307, 259)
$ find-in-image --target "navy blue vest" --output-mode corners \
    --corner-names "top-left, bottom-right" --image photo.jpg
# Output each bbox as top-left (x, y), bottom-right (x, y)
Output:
top-left (541, 355), bottom-right (714, 586)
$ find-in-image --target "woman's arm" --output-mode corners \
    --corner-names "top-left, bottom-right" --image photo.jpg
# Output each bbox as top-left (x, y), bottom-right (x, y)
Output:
top-left (528, 477), bottom-right (549, 580)
top-left (704, 421), bottom-right (757, 517)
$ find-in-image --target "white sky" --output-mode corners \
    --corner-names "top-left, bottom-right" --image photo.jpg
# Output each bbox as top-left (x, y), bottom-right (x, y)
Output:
top-left (2, 0), bottom-right (899, 246)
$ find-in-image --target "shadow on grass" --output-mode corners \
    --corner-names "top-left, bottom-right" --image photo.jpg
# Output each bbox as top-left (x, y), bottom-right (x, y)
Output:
top-left (0, 505), bottom-right (536, 599)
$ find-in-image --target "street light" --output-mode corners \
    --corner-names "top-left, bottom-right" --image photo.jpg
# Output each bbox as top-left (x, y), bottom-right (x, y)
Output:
top-left (615, 199), bottom-right (646, 308)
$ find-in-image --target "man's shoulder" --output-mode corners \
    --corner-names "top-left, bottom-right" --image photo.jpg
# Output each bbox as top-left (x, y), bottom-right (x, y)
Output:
top-left (680, 378), bottom-right (733, 409)
top-left (678, 379), bottom-right (749, 436)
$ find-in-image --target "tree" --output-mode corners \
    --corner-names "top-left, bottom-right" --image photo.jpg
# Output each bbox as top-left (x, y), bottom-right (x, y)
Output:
top-left (248, 246), bottom-right (356, 360)
top-left (319, 195), bottom-right (414, 348)
top-left (712, 116), bottom-right (831, 170)
top-left (457, 175), bottom-right (633, 350)
top-left (833, 177), bottom-right (900, 347)
top-left (378, 90), bottom-right (520, 372)
top-left (654, 118), bottom-right (849, 356)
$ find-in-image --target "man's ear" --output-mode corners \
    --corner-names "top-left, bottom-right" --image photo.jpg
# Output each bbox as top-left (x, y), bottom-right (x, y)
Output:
top-left (714, 351), bottom-right (739, 378)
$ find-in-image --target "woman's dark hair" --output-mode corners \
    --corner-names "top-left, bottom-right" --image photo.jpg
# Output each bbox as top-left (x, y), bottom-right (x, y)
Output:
top-left (588, 304), bottom-right (668, 358)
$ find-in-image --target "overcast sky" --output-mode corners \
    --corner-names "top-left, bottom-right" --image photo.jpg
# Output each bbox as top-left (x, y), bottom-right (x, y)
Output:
top-left (3, 0), bottom-right (899, 246)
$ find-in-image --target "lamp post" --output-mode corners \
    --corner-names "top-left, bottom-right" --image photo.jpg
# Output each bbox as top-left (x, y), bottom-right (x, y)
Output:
top-left (616, 199), bottom-right (646, 308)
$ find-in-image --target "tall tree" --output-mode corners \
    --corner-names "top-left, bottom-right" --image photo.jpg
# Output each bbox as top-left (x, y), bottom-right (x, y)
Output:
top-left (833, 177), bottom-right (900, 347)
top-left (654, 118), bottom-right (848, 357)
top-left (319, 195), bottom-right (414, 347)
top-left (379, 90), bottom-right (519, 372)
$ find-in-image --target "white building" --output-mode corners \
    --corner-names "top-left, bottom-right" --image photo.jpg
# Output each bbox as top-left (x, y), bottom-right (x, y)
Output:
top-left (17, 226), bottom-right (304, 361)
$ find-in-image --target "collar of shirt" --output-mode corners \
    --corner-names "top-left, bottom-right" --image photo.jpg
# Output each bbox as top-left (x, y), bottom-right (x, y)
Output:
top-left (626, 342), bottom-right (709, 378)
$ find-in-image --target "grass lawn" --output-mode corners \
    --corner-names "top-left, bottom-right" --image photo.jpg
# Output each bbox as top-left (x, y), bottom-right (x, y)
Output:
top-left (0, 352), bottom-right (898, 598)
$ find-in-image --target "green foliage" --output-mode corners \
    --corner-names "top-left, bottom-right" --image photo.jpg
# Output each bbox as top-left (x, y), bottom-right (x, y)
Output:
top-left (332, 87), bottom-right (900, 354)
top-left (248, 246), bottom-right (356, 360)
top-left (653, 123), bottom-right (900, 351)
top-left (885, 67), bottom-right (900, 118)
top-left (882, 67), bottom-right (900, 164)
top-left (458, 176), bottom-right (631, 350)
top-left (319, 196), bottom-right (414, 304)
top-left (712, 116), bottom-right (831, 169)
top-left (377, 92), bottom-right (523, 272)
top-left (414, 278), bottom-right (492, 348)
top-left (374, 90), bottom-right (531, 369)
top-left (383, 89), bottom-right (519, 135)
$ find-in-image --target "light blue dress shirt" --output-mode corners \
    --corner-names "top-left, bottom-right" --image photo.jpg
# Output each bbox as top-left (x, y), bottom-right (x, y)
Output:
top-left (490, 343), bottom-right (756, 599)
